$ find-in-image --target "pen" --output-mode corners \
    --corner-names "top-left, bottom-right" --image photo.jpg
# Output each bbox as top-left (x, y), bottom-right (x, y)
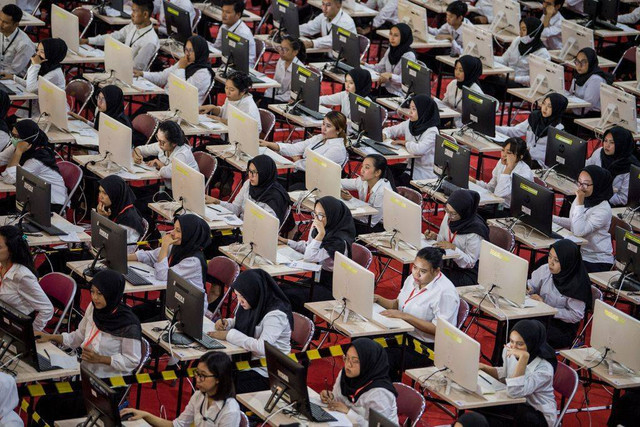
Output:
top-left (129, 265), bottom-right (151, 274)
top-left (479, 373), bottom-right (492, 384)
top-left (43, 349), bottom-right (51, 360)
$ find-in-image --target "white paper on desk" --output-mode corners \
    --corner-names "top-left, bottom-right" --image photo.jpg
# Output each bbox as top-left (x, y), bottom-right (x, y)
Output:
top-left (343, 197), bottom-right (368, 209)
top-left (288, 261), bottom-right (322, 272)
top-left (420, 237), bottom-right (456, 258)
top-left (259, 147), bottom-right (294, 165)
top-left (276, 246), bottom-right (304, 264)
top-left (468, 181), bottom-right (490, 196)
top-left (565, 235), bottom-right (583, 244)
top-left (114, 170), bottom-right (141, 180)
top-left (59, 232), bottom-right (81, 243)
top-left (308, 397), bottom-right (352, 426)
top-left (73, 135), bottom-right (99, 147)
top-left (523, 297), bottom-right (538, 308)
top-left (79, 46), bottom-right (104, 58)
top-left (53, 221), bottom-right (84, 234)
top-left (133, 77), bottom-right (160, 90)
top-left (46, 352), bottom-right (78, 370)
top-left (372, 304), bottom-right (406, 329)
top-left (222, 215), bottom-right (242, 226)
top-left (493, 132), bottom-right (509, 143)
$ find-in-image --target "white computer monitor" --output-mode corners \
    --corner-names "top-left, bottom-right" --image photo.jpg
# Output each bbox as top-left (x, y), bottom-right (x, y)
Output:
top-left (477, 240), bottom-right (529, 307)
top-left (398, 0), bottom-right (428, 43)
top-left (597, 83), bottom-right (638, 133)
top-left (38, 76), bottom-right (69, 132)
top-left (382, 187), bottom-right (421, 249)
top-left (104, 35), bottom-right (133, 86)
top-left (591, 299), bottom-right (640, 373)
top-left (51, 4), bottom-right (79, 54)
top-left (434, 317), bottom-right (481, 393)
top-left (558, 20), bottom-right (594, 61)
top-left (528, 54), bottom-right (565, 97)
top-left (636, 46), bottom-right (640, 90)
top-left (462, 24), bottom-right (494, 68)
top-left (167, 73), bottom-right (199, 125)
top-left (489, 0), bottom-right (520, 35)
top-left (98, 113), bottom-right (133, 172)
top-left (171, 158), bottom-right (206, 218)
top-left (228, 104), bottom-right (259, 158)
top-left (242, 199), bottom-right (279, 264)
top-left (332, 252), bottom-right (375, 320)
top-left (305, 149), bottom-right (342, 200)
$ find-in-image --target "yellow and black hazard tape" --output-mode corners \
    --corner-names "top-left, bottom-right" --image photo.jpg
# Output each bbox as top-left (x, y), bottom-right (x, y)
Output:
top-left (21, 399), bottom-right (51, 427)
top-left (18, 334), bottom-right (434, 398)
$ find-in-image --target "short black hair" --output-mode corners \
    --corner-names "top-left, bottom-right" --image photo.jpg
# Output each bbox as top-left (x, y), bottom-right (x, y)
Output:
top-left (198, 351), bottom-right (235, 400)
top-left (222, 0), bottom-right (245, 14)
top-left (132, 0), bottom-right (154, 15)
top-left (446, 1), bottom-right (468, 17)
top-left (157, 120), bottom-right (186, 146)
top-left (416, 247), bottom-right (445, 270)
top-left (553, 0), bottom-right (565, 6)
top-left (1, 4), bottom-right (23, 24)
top-left (227, 71), bottom-right (253, 93)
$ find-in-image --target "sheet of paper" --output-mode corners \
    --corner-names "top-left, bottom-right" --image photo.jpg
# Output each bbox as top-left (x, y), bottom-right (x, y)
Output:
top-left (288, 261), bottom-right (322, 272)
top-left (277, 246), bottom-right (304, 263)
top-left (59, 232), bottom-right (81, 243)
top-left (42, 351), bottom-right (78, 370)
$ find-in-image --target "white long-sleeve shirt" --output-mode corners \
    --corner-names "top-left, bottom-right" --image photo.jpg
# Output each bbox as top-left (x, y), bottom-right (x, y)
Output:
top-left (437, 213), bottom-right (484, 270)
top-left (541, 12), bottom-right (564, 51)
top-left (564, 0), bottom-right (584, 14)
top-left (299, 9), bottom-right (357, 49)
top-left (340, 177), bottom-right (392, 227)
top-left (371, 50), bottom-right (416, 96)
top-left (428, 19), bottom-right (470, 57)
top-left (383, 121), bottom-right (438, 180)
top-left (569, 74), bottom-right (606, 114)
top-left (219, 180), bottom-right (279, 220)
top-left (277, 135), bottom-right (348, 172)
top-left (172, 395), bottom-right (241, 427)
top-left (14, 64), bottom-right (65, 118)
top-left (441, 81), bottom-right (483, 128)
top-left (219, 94), bottom-right (262, 133)
top-left (496, 121), bottom-right (565, 168)
top-left (495, 40), bottom-right (551, 85)
top-left (0, 140), bottom-right (14, 167)
top-left (265, 56), bottom-right (302, 102)
top-left (143, 63), bottom-right (212, 105)
top-left (213, 19), bottom-right (256, 68)
top-left (88, 23), bottom-right (159, 70)
top-left (0, 264), bottom-right (53, 332)
top-left (287, 234), bottom-right (349, 272)
top-left (154, 0), bottom-right (196, 36)
top-left (527, 264), bottom-right (586, 324)
top-left (62, 304), bottom-right (142, 378)
top-left (618, 6), bottom-right (640, 24)
top-left (585, 147), bottom-right (629, 207)
top-left (475, 160), bottom-right (534, 208)
top-left (553, 200), bottom-right (614, 265)
top-left (136, 143), bottom-right (198, 188)
top-left (473, 0), bottom-right (494, 22)
top-left (366, 0), bottom-right (398, 29)
top-left (1, 158), bottom-right (68, 206)
top-left (0, 28), bottom-right (35, 75)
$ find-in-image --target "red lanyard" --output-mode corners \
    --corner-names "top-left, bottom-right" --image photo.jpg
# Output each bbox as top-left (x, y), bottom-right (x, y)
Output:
top-left (447, 229), bottom-right (458, 243)
top-left (364, 191), bottom-right (372, 203)
top-left (114, 204), bottom-right (133, 221)
top-left (402, 273), bottom-right (441, 310)
top-left (84, 325), bottom-right (100, 349)
top-left (349, 380), bottom-right (373, 402)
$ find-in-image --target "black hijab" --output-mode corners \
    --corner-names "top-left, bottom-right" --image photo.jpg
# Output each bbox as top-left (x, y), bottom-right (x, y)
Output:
top-left (91, 269), bottom-right (142, 339)
top-left (312, 196), bottom-right (356, 258)
top-left (339, 338), bottom-right (397, 403)
top-left (518, 17), bottom-right (545, 56)
top-left (511, 320), bottom-right (557, 370)
top-left (231, 269), bottom-right (294, 337)
top-left (0, 89), bottom-right (10, 135)
top-left (38, 38), bottom-right (68, 77)
top-left (168, 214), bottom-right (211, 285)
top-left (14, 119), bottom-right (60, 172)
top-left (574, 47), bottom-right (614, 87)
top-left (581, 165), bottom-right (613, 208)
top-left (247, 155), bottom-right (289, 224)
top-left (528, 93), bottom-right (568, 138)
top-left (347, 68), bottom-right (372, 97)
top-left (455, 55), bottom-right (483, 89)
top-left (387, 23), bottom-right (413, 66)
top-left (98, 175), bottom-right (145, 236)
top-left (408, 95), bottom-right (440, 137)
top-left (184, 35), bottom-right (214, 81)
top-left (95, 85), bottom-right (131, 130)
top-left (446, 189), bottom-right (490, 240)
top-left (600, 126), bottom-right (640, 177)
top-left (550, 239), bottom-right (592, 307)
top-left (454, 412), bottom-right (490, 427)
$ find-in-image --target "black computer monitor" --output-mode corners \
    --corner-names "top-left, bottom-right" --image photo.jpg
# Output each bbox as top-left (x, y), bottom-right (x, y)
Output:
top-left (369, 409), bottom-right (399, 427)
top-left (163, 269), bottom-right (206, 345)
top-left (584, 0), bottom-right (619, 26)
top-left (80, 365), bottom-right (122, 427)
top-left (291, 65), bottom-right (321, 112)
top-left (461, 87), bottom-right (497, 138)
top-left (164, 0), bottom-right (192, 44)
top-left (615, 227), bottom-right (640, 289)
top-left (272, 0), bottom-right (299, 39)
top-left (221, 28), bottom-right (250, 75)
top-left (401, 58), bottom-right (431, 100)
top-left (545, 127), bottom-right (587, 181)
top-left (331, 25), bottom-right (360, 69)
top-left (629, 164), bottom-right (640, 209)
top-left (434, 134), bottom-right (471, 189)
top-left (510, 174), bottom-right (557, 237)
top-left (87, 210), bottom-right (128, 276)
top-left (349, 92), bottom-right (383, 142)
top-left (15, 165), bottom-right (56, 231)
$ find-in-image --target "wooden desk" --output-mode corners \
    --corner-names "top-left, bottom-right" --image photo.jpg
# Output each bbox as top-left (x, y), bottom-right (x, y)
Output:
top-left (476, 24), bottom-right (518, 44)
top-left (288, 190), bottom-right (378, 219)
top-left (83, 74), bottom-right (166, 97)
top-left (488, 218), bottom-right (587, 250)
top-left (149, 201), bottom-right (238, 231)
top-left (611, 207), bottom-right (640, 232)
top-left (411, 179), bottom-right (505, 206)
top-left (0, 180), bottom-right (16, 194)
top-left (12, 342), bottom-right (80, 385)
top-left (591, 24), bottom-right (640, 39)
top-left (147, 111), bottom-right (229, 136)
top-left (38, 119), bottom-right (99, 148)
top-left (57, 419), bottom-right (149, 427)
top-left (214, 69), bottom-right (281, 91)
top-left (66, 260), bottom-right (168, 295)
top-left (589, 270), bottom-right (640, 310)
top-left (0, 214), bottom-right (90, 246)
top-left (19, 13), bottom-right (45, 27)
top-left (405, 366), bottom-right (526, 410)
top-left (575, 118), bottom-right (640, 139)
top-left (437, 55), bottom-right (514, 76)
top-left (194, 2), bottom-right (261, 22)
top-left (507, 88), bottom-right (591, 115)
top-left (2, 79), bottom-right (37, 103)
top-left (376, 29), bottom-right (452, 49)
top-left (441, 128), bottom-right (503, 179)
top-left (614, 80), bottom-right (640, 97)
top-left (534, 169), bottom-right (578, 197)
top-left (309, 62), bottom-right (379, 84)
top-left (219, 243), bottom-right (313, 277)
top-left (72, 155), bottom-right (162, 181)
top-left (62, 52), bottom-right (105, 66)
top-left (268, 103), bottom-right (324, 129)
top-left (206, 145), bottom-right (296, 172)
top-left (255, 34), bottom-right (332, 55)
top-left (548, 50), bottom-right (617, 69)
top-left (377, 97), bottom-right (461, 120)
top-left (308, 0), bottom-right (378, 17)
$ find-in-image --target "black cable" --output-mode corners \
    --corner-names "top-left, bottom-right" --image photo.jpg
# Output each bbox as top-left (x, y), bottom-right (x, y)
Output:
top-left (587, 347), bottom-right (609, 370)
top-left (418, 367), bottom-right (448, 386)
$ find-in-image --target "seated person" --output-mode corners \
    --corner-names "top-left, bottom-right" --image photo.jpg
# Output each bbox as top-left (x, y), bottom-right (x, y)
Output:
top-left (213, 0), bottom-right (256, 68)
top-left (320, 68), bottom-right (373, 120)
top-left (618, 5), bottom-right (640, 25)
top-left (263, 36), bottom-right (306, 105)
top-left (428, 1), bottom-right (470, 57)
top-left (340, 154), bottom-right (395, 234)
top-left (441, 55), bottom-right (483, 128)
top-left (208, 269), bottom-right (293, 394)
top-left (468, 0), bottom-right (493, 24)
top-left (97, 175), bottom-right (146, 252)
top-left (374, 247), bottom-right (459, 380)
top-left (358, 0), bottom-right (398, 36)
top-left (0, 372), bottom-right (21, 426)
top-left (82, 0), bottom-right (159, 71)
top-left (0, 225), bottom-right (53, 332)
top-left (566, 48), bottom-right (613, 118)
top-left (585, 126), bottom-right (639, 207)
top-left (424, 189), bottom-right (490, 287)
top-left (0, 3), bottom-right (35, 77)
top-left (0, 90), bottom-right (11, 164)
top-left (154, 0), bottom-right (196, 37)
top-left (527, 239), bottom-right (591, 349)
top-left (541, 0), bottom-right (565, 51)
top-left (200, 71), bottom-right (261, 132)
top-left (370, 23), bottom-right (415, 97)
top-left (454, 412), bottom-right (490, 427)
top-left (478, 320), bottom-right (557, 427)
top-left (553, 165), bottom-right (614, 273)
top-left (94, 85), bottom-right (132, 129)
top-left (300, 0), bottom-right (357, 50)
top-left (321, 339), bottom-right (399, 426)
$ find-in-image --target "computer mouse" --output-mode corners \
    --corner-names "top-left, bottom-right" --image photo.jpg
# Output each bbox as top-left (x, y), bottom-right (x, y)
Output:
top-left (121, 412), bottom-right (135, 421)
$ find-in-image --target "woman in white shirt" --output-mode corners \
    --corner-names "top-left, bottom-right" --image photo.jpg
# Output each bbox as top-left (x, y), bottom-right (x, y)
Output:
top-left (441, 55), bottom-right (483, 128)
top-left (208, 269), bottom-right (293, 394)
top-left (262, 36), bottom-right (306, 106)
top-left (122, 351), bottom-right (242, 427)
top-left (320, 67), bottom-right (373, 120)
top-left (0, 225), bottom-right (53, 332)
top-left (370, 23), bottom-right (415, 97)
top-left (528, 239), bottom-right (591, 349)
top-left (341, 154), bottom-right (395, 234)
top-left (478, 320), bottom-right (557, 427)
top-left (374, 247), bottom-right (460, 380)
top-left (0, 373), bottom-right (21, 427)
top-left (383, 94), bottom-right (440, 184)
top-left (497, 93), bottom-right (568, 169)
top-left (553, 165), bottom-right (614, 273)
top-left (567, 48), bottom-right (613, 116)
top-left (200, 71), bottom-right (261, 132)
top-left (321, 338), bottom-right (399, 427)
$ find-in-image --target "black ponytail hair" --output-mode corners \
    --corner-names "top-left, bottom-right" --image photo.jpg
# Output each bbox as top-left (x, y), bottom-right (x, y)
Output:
top-left (504, 137), bottom-right (532, 166)
top-left (416, 246), bottom-right (445, 270)
top-left (157, 120), bottom-right (187, 147)
top-left (364, 154), bottom-right (396, 190)
top-left (0, 225), bottom-right (36, 275)
top-left (281, 35), bottom-right (307, 62)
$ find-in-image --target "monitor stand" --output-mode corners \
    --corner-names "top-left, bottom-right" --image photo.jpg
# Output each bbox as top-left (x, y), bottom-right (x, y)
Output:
top-left (75, 409), bottom-right (100, 427)
top-left (264, 385), bottom-right (288, 413)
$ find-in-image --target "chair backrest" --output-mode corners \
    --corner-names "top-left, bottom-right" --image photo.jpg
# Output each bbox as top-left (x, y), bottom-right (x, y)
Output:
top-left (65, 79), bottom-right (94, 116)
top-left (72, 7), bottom-right (93, 38)
top-left (39, 272), bottom-right (77, 334)
top-left (193, 151), bottom-right (218, 189)
top-left (488, 225), bottom-right (515, 252)
top-left (351, 242), bottom-right (373, 269)
top-left (140, 217), bottom-right (150, 243)
top-left (239, 412), bottom-right (249, 427)
top-left (56, 161), bottom-right (83, 215)
top-left (136, 338), bottom-right (151, 375)
top-left (457, 299), bottom-right (470, 328)
top-left (207, 256), bottom-right (241, 287)
top-left (132, 114), bottom-right (159, 145)
top-left (291, 312), bottom-right (315, 352)
top-left (192, 8), bottom-right (202, 31)
top-left (259, 108), bottom-right (276, 141)
top-left (396, 186), bottom-right (422, 206)
top-left (613, 46), bottom-right (638, 76)
top-left (254, 38), bottom-right (266, 69)
top-left (358, 34), bottom-right (370, 60)
top-left (393, 382), bottom-right (426, 427)
top-left (590, 285), bottom-right (603, 310)
top-left (553, 363), bottom-right (579, 427)
top-left (380, 107), bottom-right (388, 126)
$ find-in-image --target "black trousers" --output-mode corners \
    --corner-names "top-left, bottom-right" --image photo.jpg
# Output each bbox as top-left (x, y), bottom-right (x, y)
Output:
top-left (386, 342), bottom-right (434, 382)
top-left (442, 263), bottom-right (478, 288)
top-left (280, 270), bottom-right (334, 315)
top-left (476, 403), bottom-right (548, 427)
top-left (583, 261), bottom-right (613, 274)
top-left (547, 318), bottom-right (580, 349)
top-left (608, 388), bottom-right (640, 427)
top-left (354, 219), bottom-right (385, 236)
top-left (235, 369), bottom-right (271, 394)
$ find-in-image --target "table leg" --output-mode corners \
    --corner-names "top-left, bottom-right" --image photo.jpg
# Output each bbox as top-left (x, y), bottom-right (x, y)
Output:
top-left (492, 320), bottom-right (507, 365)
top-left (476, 152), bottom-right (484, 179)
top-left (176, 372), bottom-right (184, 415)
top-left (401, 263), bottom-right (410, 283)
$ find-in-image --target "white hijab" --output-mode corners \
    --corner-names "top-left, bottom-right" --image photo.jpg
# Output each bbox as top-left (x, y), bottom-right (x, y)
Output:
top-left (0, 373), bottom-right (22, 426)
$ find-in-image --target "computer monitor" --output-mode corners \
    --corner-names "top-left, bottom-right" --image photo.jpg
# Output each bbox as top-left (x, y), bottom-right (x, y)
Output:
top-left (635, 46), bottom-right (640, 90)
top-left (164, 0), bottom-right (192, 44)
top-left (382, 187), bottom-right (422, 249)
top-left (163, 269), bottom-right (206, 344)
top-left (172, 158), bottom-right (206, 219)
top-left (331, 25), bottom-right (360, 69)
top-left (590, 299), bottom-right (640, 373)
top-left (221, 27), bottom-right (250, 75)
top-left (584, 0), bottom-right (619, 27)
top-left (110, 0), bottom-right (130, 18)
top-left (349, 92), bottom-right (384, 142)
top-left (433, 134), bottom-right (471, 189)
top-left (544, 127), bottom-right (587, 181)
top-left (615, 227), bottom-right (640, 281)
top-left (38, 76), bottom-right (69, 132)
top-left (597, 83), bottom-right (638, 133)
top-left (462, 24), bottom-right (493, 68)
top-left (477, 240), bottom-right (529, 307)
top-left (104, 35), bottom-right (133, 86)
top-left (0, 299), bottom-right (49, 373)
top-left (228, 103), bottom-right (259, 158)
top-left (489, 0), bottom-right (520, 35)
top-left (401, 58), bottom-right (431, 100)
top-left (398, 0), bottom-right (428, 42)
top-left (290, 64), bottom-right (321, 112)
top-left (80, 365), bottom-right (122, 427)
top-left (461, 87), bottom-right (497, 138)
top-left (527, 55), bottom-right (565, 97)
top-left (628, 164), bottom-right (640, 209)
top-left (16, 165), bottom-right (55, 230)
top-left (272, 0), bottom-right (299, 39)
top-left (89, 210), bottom-right (129, 276)
top-left (242, 199), bottom-right (279, 264)
top-left (557, 20), bottom-right (594, 61)
top-left (369, 409), bottom-right (399, 427)
top-left (510, 174), bottom-right (556, 237)
top-left (98, 112), bottom-right (134, 172)
top-left (433, 317), bottom-right (481, 392)
top-left (332, 252), bottom-right (375, 320)
top-left (305, 149), bottom-right (342, 200)
top-left (51, 4), bottom-right (79, 54)
top-left (168, 73), bottom-right (200, 126)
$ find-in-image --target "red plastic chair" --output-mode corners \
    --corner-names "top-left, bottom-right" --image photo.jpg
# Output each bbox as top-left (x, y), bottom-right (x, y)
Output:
top-left (193, 151), bottom-right (218, 190)
top-left (72, 7), bottom-right (94, 38)
top-left (291, 312), bottom-right (315, 352)
top-left (259, 108), bottom-right (276, 141)
top-left (553, 363), bottom-right (578, 427)
top-left (457, 299), bottom-right (470, 329)
top-left (57, 161), bottom-right (83, 216)
top-left (132, 114), bottom-right (159, 145)
top-left (352, 242), bottom-right (373, 269)
top-left (489, 225), bottom-right (516, 252)
top-left (39, 273), bottom-right (77, 334)
top-left (206, 256), bottom-right (241, 319)
top-left (396, 186), bottom-right (423, 206)
top-left (65, 79), bottom-right (94, 116)
top-left (393, 382), bottom-right (425, 427)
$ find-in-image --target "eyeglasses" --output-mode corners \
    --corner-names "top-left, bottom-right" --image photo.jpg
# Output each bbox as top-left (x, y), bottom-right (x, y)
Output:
top-left (343, 355), bottom-right (360, 366)
top-left (193, 370), bottom-right (216, 380)
top-left (574, 58), bottom-right (588, 66)
top-left (577, 181), bottom-right (593, 188)
top-left (444, 209), bottom-right (460, 220)
top-left (311, 212), bottom-right (326, 220)
top-left (184, 48), bottom-right (194, 54)
top-left (247, 169), bottom-right (259, 176)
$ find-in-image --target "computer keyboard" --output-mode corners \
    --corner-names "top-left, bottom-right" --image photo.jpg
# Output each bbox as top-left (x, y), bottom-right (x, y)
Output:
top-left (194, 334), bottom-right (226, 350)
top-left (291, 104), bottom-right (325, 121)
top-left (37, 353), bottom-right (59, 372)
top-left (23, 219), bottom-right (66, 236)
top-left (124, 268), bottom-right (152, 286)
top-left (358, 138), bottom-right (397, 156)
top-left (0, 82), bottom-right (15, 95)
top-left (615, 276), bottom-right (640, 292)
top-left (309, 402), bottom-right (337, 422)
top-left (440, 180), bottom-right (461, 196)
top-left (577, 19), bottom-right (622, 31)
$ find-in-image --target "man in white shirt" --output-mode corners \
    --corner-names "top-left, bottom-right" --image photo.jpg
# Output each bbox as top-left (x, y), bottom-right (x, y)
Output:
top-left (154, 0), bottom-right (196, 36)
top-left (428, 1), bottom-right (470, 57)
top-left (541, 0), bottom-right (564, 51)
top-left (81, 0), bottom-right (159, 71)
top-left (213, 0), bottom-right (256, 68)
top-left (300, 0), bottom-right (357, 49)
top-left (358, 0), bottom-right (398, 35)
top-left (618, 6), bottom-right (640, 24)
top-left (0, 4), bottom-right (35, 77)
